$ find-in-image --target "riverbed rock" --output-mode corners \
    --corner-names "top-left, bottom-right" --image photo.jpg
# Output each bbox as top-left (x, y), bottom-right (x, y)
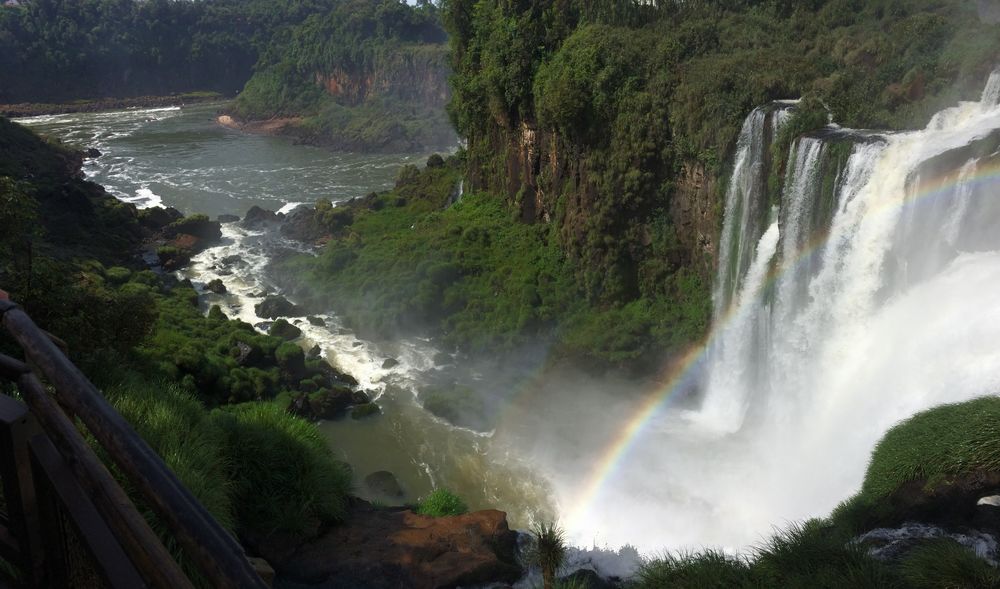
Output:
top-left (85, 147), bottom-right (102, 159)
top-left (381, 358), bottom-right (399, 369)
top-left (270, 502), bottom-right (521, 588)
top-left (139, 206), bottom-right (183, 230)
top-left (255, 295), bottom-right (304, 319)
top-left (269, 319), bottom-right (302, 340)
top-left (307, 345), bottom-right (322, 359)
top-left (351, 391), bottom-right (370, 405)
top-left (307, 316), bottom-right (326, 327)
top-left (364, 471), bottom-right (404, 498)
top-left (206, 278), bottom-right (227, 294)
top-left (242, 205), bottom-right (280, 229)
top-left (217, 214), bottom-right (240, 224)
top-left (280, 205), bottom-right (326, 243)
top-left (220, 254), bottom-right (242, 266)
top-left (351, 402), bottom-right (380, 420)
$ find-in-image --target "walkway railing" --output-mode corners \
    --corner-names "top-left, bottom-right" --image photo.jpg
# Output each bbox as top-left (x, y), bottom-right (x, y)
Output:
top-left (0, 299), bottom-right (268, 588)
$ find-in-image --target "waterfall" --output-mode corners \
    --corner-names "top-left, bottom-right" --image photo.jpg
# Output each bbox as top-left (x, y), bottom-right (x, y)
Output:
top-left (714, 104), bottom-right (794, 315)
top-left (560, 69), bottom-right (1000, 552)
top-left (982, 68), bottom-right (1000, 108)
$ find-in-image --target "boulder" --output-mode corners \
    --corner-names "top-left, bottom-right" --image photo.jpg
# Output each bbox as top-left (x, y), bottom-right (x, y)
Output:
top-left (206, 279), bottom-right (227, 294)
top-left (364, 471), bottom-right (404, 498)
top-left (306, 387), bottom-right (354, 419)
top-left (307, 316), bottom-right (326, 327)
top-left (274, 503), bottom-right (521, 589)
top-left (381, 358), bottom-right (399, 369)
top-left (255, 295), bottom-right (304, 319)
top-left (242, 205), bottom-right (280, 230)
top-left (351, 391), bottom-right (371, 405)
top-left (84, 147), bottom-right (102, 159)
top-left (140, 206), bottom-right (183, 230)
top-left (220, 254), bottom-right (242, 266)
top-left (217, 214), bottom-right (240, 224)
top-left (351, 402), bottom-right (380, 420)
top-left (307, 345), bottom-right (322, 359)
top-left (270, 319), bottom-right (302, 341)
top-left (280, 205), bottom-right (327, 243)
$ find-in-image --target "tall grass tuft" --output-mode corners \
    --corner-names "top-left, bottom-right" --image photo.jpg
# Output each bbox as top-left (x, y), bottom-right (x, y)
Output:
top-left (899, 539), bottom-right (1000, 588)
top-left (634, 550), bottom-right (754, 589)
top-left (415, 488), bottom-right (468, 517)
top-left (209, 402), bottom-right (352, 534)
top-left (522, 521), bottom-right (567, 589)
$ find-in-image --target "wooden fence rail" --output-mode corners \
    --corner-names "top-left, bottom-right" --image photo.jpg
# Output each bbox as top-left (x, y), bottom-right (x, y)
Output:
top-left (0, 298), bottom-right (268, 588)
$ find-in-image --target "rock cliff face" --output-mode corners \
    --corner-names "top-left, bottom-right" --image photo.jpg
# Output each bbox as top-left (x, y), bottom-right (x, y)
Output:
top-left (468, 123), bottom-right (722, 288)
top-left (315, 49), bottom-right (451, 110)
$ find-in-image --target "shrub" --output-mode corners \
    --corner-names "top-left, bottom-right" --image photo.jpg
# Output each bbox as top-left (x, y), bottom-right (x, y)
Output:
top-left (635, 550), bottom-right (755, 589)
top-left (415, 488), bottom-right (467, 517)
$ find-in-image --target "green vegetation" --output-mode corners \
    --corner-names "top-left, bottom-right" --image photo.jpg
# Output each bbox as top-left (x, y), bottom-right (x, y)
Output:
top-left (523, 522), bottom-right (568, 589)
top-left (0, 0), bottom-right (347, 103)
top-left (440, 0), bottom-right (1000, 367)
top-left (415, 488), bottom-right (467, 517)
top-left (230, 0), bottom-right (453, 151)
top-left (831, 397), bottom-right (1000, 534)
top-left (0, 119), bottom-right (354, 571)
top-left (281, 157), bottom-right (709, 368)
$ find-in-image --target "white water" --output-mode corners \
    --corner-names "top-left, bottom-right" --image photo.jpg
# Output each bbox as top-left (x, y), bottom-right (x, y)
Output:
top-left (552, 70), bottom-right (1000, 554)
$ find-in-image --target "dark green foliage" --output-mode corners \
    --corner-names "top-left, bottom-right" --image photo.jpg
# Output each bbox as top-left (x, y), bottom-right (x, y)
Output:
top-left (635, 550), bottom-right (755, 589)
top-left (229, 0), bottom-right (453, 151)
top-left (415, 488), bottom-right (467, 517)
top-left (0, 0), bottom-right (346, 103)
top-left (898, 539), bottom-right (1000, 588)
top-left (280, 159), bottom-right (709, 368)
top-left (137, 287), bottom-right (290, 405)
top-left (830, 397), bottom-right (1000, 534)
top-left (524, 522), bottom-right (567, 589)
top-left (209, 403), bottom-right (352, 533)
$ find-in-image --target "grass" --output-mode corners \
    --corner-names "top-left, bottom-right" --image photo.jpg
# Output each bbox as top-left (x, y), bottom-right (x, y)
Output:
top-left (415, 488), bottom-right (467, 517)
top-left (209, 402), bottom-right (353, 534)
top-left (898, 539), bottom-right (1000, 589)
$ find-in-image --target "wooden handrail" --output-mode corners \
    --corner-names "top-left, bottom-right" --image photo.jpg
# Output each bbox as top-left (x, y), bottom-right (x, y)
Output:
top-left (0, 300), bottom-right (267, 588)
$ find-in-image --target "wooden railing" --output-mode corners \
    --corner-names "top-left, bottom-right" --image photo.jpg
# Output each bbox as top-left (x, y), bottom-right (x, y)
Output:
top-left (0, 299), bottom-right (268, 588)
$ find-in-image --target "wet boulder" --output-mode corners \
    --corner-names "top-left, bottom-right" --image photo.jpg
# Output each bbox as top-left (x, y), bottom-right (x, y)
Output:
top-left (307, 345), bottom-right (322, 359)
top-left (351, 402), bottom-right (380, 420)
top-left (364, 471), bottom-right (404, 498)
top-left (381, 358), bottom-right (399, 369)
top-left (206, 279), bottom-right (227, 294)
top-left (307, 316), bottom-right (326, 327)
top-left (269, 319), bottom-right (302, 341)
top-left (255, 295), bottom-right (304, 319)
top-left (217, 214), bottom-right (240, 224)
top-left (280, 205), bottom-right (327, 243)
top-left (242, 205), bottom-right (280, 230)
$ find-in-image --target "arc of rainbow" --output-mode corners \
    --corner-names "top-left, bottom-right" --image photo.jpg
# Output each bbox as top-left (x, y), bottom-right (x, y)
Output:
top-left (559, 148), bottom-right (1000, 537)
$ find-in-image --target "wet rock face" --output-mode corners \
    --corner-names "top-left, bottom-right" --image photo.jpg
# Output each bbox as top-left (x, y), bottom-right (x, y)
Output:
top-left (267, 502), bottom-right (521, 589)
top-left (242, 205), bottom-right (281, 230)
top-left (255, 295), bottom-right (304, 319)
top-left (364, 471), bottom-right (404, 498)
top-left (280, 205), bottom-right (327, 243)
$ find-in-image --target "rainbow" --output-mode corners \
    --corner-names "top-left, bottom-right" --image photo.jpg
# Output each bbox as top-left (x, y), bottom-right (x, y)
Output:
top-left (557, 132), bottom-right (1000, 537)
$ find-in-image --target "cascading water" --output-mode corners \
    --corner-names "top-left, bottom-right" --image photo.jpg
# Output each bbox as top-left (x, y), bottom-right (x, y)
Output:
top-left (549, 69), bottom-right (1000, 552)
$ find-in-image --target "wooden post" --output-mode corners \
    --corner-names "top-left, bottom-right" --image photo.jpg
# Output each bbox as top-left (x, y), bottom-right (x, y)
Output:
top-left (0, 300), bottom-right (266, 588)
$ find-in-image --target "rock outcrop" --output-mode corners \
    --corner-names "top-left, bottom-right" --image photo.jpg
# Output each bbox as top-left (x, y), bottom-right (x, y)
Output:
top-left (262, 502), bottom-right (521, 589)
top-left (255, 295), bottom-right (304, 319)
